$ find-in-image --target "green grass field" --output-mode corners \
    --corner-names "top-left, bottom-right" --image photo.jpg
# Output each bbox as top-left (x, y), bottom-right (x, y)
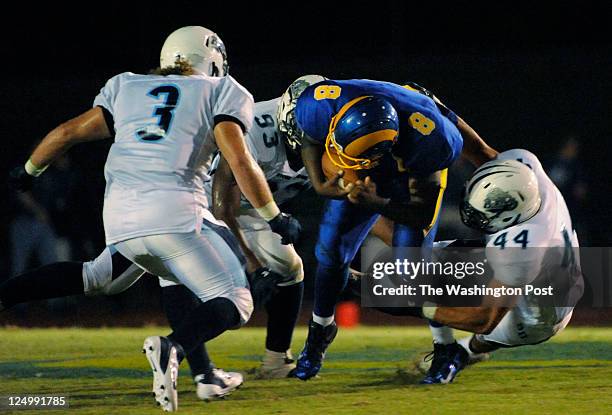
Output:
top-left (0, 326), bottom-right (611, 414)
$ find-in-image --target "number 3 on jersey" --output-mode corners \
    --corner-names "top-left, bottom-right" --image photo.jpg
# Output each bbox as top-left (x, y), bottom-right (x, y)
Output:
top-left (255, 114), bottom-right (279, 148)
top-left (137, 85), bottom-right (180, 141)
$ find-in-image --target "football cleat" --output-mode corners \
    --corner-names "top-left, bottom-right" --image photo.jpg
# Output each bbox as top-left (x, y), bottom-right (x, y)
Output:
top-left (195, 368), bottom-right (243, 401)
top-left (257, 349), bottom-right (297, 379)
top-left (420, 342), bottom-right (469, 385)
top-left (143, 336), bottom-right (184, 411)
top-left (294, 319), bottom-right (338, 380)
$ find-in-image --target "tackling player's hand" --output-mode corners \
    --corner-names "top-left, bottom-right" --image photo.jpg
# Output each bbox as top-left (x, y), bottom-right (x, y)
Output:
top-left (348, 176), bottom-right (389, 210)
top-left (268, 213), bottom-right (302, 245)
top-left (316, 170), bottom-right (354, 199)
top-left (248, 267), bottom-right (287, 308)
top-left (8, 165), bottom-right (34, 192)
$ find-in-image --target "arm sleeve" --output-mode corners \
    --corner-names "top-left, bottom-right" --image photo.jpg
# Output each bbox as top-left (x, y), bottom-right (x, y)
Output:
top-left (213, 76), bottom-right (254, 133)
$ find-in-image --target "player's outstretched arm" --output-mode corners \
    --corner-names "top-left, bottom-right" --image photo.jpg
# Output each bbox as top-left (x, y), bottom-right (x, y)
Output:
top-left (405, 82), bottom-right (497, 167)
top-left (215, 121), bottom-right (276, 208)
top-left (301, 137), bottom-right (353, 198)
top-left (423, 280), bottom-right (516, 334)
top-left (9, 108), bottom-right (112, 190)
top-left (456, 116), bottom-right (499, 167)
top-left (215, 121), bottom-right (301, 245)
top-left (30, 107), bottom-right (111, 170)
top-left (212, 154), bottom-right (263, 272)
top-left (425, 306), bottom-right (509, 334)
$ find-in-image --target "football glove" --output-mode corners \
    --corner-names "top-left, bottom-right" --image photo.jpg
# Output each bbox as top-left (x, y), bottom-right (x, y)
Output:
top-left (404, 81), bottom-right (454, 119)
top-left (404, 81), bottom-right (436, 99)
top-left (8, 165), bottom-right (34, 192)
top-left (268, 213), bottom-right (302, 245)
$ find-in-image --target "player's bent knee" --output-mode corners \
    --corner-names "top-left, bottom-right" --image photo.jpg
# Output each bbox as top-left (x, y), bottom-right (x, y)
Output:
top-left (315, 244), bottom-right (347, 269)
top-left (274, 256), bottom-right (304, 286)
top-left (223, 287), bottom-right (254, 329)
top-left (82, 249), bottom-right (114, 295)
top-left (83, 247), bottom-right (145, 296)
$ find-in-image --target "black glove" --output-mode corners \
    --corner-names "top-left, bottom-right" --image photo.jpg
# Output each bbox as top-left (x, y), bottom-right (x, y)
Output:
top-left (404, 81), bottom-right (454, 118)
top-left (8, 165), bottom-right (34, 192)
top-left (268, 213), bottom-right (302, 245)
top-left (248, 267), bottom-right (286, 308)
top-left (404, 81), bottom-right (435, 99)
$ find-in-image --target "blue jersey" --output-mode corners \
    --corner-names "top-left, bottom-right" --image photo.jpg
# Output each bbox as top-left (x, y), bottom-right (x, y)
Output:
top-left (295, 79), bottom-right (463, 175)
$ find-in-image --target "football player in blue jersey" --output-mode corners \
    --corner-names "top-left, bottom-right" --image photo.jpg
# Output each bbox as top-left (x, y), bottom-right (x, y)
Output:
top-left (277, 76), bottom-right (497, 380)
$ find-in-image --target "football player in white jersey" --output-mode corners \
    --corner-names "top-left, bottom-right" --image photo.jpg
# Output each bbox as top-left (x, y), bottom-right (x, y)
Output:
top-left (2, 93), bottom-right (319, 383)
top-left (7, 26), bottom-right (300, 411)
top-left (209, 94), bottom-right (315, 378)
top-left (415, 149), bottom-right (582, 384)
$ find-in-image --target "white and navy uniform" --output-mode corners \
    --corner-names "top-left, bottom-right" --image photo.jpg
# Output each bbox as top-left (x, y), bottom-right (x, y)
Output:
top-left (477, 149), bottom-right (579, 346)
top-left (92, 72), bottom-right (254, 324)
top-left (81, 98), bottom-right (309, 299)
top-left (208, 98), bottom-right (309, 284)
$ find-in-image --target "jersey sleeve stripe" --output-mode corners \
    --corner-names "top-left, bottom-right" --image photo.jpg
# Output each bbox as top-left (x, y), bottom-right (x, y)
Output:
top-left (97, 105), bottom-right (116, 135)
top-left (214, 114), bottom-right (246, 133)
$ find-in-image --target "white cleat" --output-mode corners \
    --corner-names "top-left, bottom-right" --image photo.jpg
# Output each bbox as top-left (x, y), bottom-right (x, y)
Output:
top-left (143, 336), bottom-right (182, 412)
top-left (257, 349), bottom-right (297, 379)
top-left (195, 368), bottom-right (243, 401)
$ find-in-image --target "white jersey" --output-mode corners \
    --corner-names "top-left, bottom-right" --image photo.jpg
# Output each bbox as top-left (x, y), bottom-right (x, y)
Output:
top-left (485, 149), bottom-right (580, 325)
top-left (208, 98), bottom-right (310, 208)
top-left (94, 72), bottom-right (254, 244)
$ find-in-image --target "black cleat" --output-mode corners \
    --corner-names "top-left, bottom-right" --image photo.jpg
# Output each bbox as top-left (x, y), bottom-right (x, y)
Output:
top-left (294, 319), bottom-right (338, 380)
top-left (420, 342), bottom-right (469, 384)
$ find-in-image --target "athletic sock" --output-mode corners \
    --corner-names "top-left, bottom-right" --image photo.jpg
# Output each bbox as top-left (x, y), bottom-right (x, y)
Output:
top-left (265, 281), bottom-right (304, 353)
top-left (312, 313), bottom-right (335, 327)
top-left (0, 262), bottom-right (84, 308)
top-left (458, 336), bottom-right (478, 358)
top-left (167, 297), bottom-right (240, 356)
top-left (429, 323), bottom-right (455, 345)
top-left (161, 285), bottom-right (214, 378)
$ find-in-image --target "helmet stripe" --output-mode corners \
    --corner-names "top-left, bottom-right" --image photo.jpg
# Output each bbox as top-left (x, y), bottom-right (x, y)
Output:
top-left (344, 129), bottom-right (397, 157)
top-left (467, 170), bottom-right (517, 194)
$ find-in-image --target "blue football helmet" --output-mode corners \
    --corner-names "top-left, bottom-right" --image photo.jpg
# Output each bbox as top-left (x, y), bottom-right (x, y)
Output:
top-left (326, 96), bottom-right (399, 170)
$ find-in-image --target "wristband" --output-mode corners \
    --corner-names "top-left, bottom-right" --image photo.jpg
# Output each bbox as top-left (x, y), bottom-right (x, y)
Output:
top-left (24, 158), bottom-right (48, 177)
top-left (422, 303), bottom-right (438, 320)
top-left (256, 201), bottom-right (281, 221)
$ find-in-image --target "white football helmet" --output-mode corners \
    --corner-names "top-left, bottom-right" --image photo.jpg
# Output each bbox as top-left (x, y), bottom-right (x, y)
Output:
top-left (277, 74), bottom-right (327, 151)
top-left (160, 26), bottom-right (228, 76)
top-left (461, 159), bottom-right (541, 233)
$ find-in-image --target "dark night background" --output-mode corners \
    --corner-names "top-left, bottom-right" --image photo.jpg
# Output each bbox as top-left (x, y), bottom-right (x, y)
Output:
top-left (1, 2), bottom-right (610, 324)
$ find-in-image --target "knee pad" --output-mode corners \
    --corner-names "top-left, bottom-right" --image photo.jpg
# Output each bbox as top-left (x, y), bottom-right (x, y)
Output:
top-left (272, 253), bottom-right (304, 286)
top-left (83, 247), bottom-right (144, 296)
top-left (82, 248), bottom-right (114, 295)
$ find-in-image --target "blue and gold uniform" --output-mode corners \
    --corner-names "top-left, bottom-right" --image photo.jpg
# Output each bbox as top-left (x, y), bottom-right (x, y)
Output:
top-left (296, 78), bottom-right (463, 263)
top-left (295, 80), bottom-right (463, 380)
top-left (296, 79), bottom-right (463, 175)
top-left (293, 79), bottom-right (464, 380)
